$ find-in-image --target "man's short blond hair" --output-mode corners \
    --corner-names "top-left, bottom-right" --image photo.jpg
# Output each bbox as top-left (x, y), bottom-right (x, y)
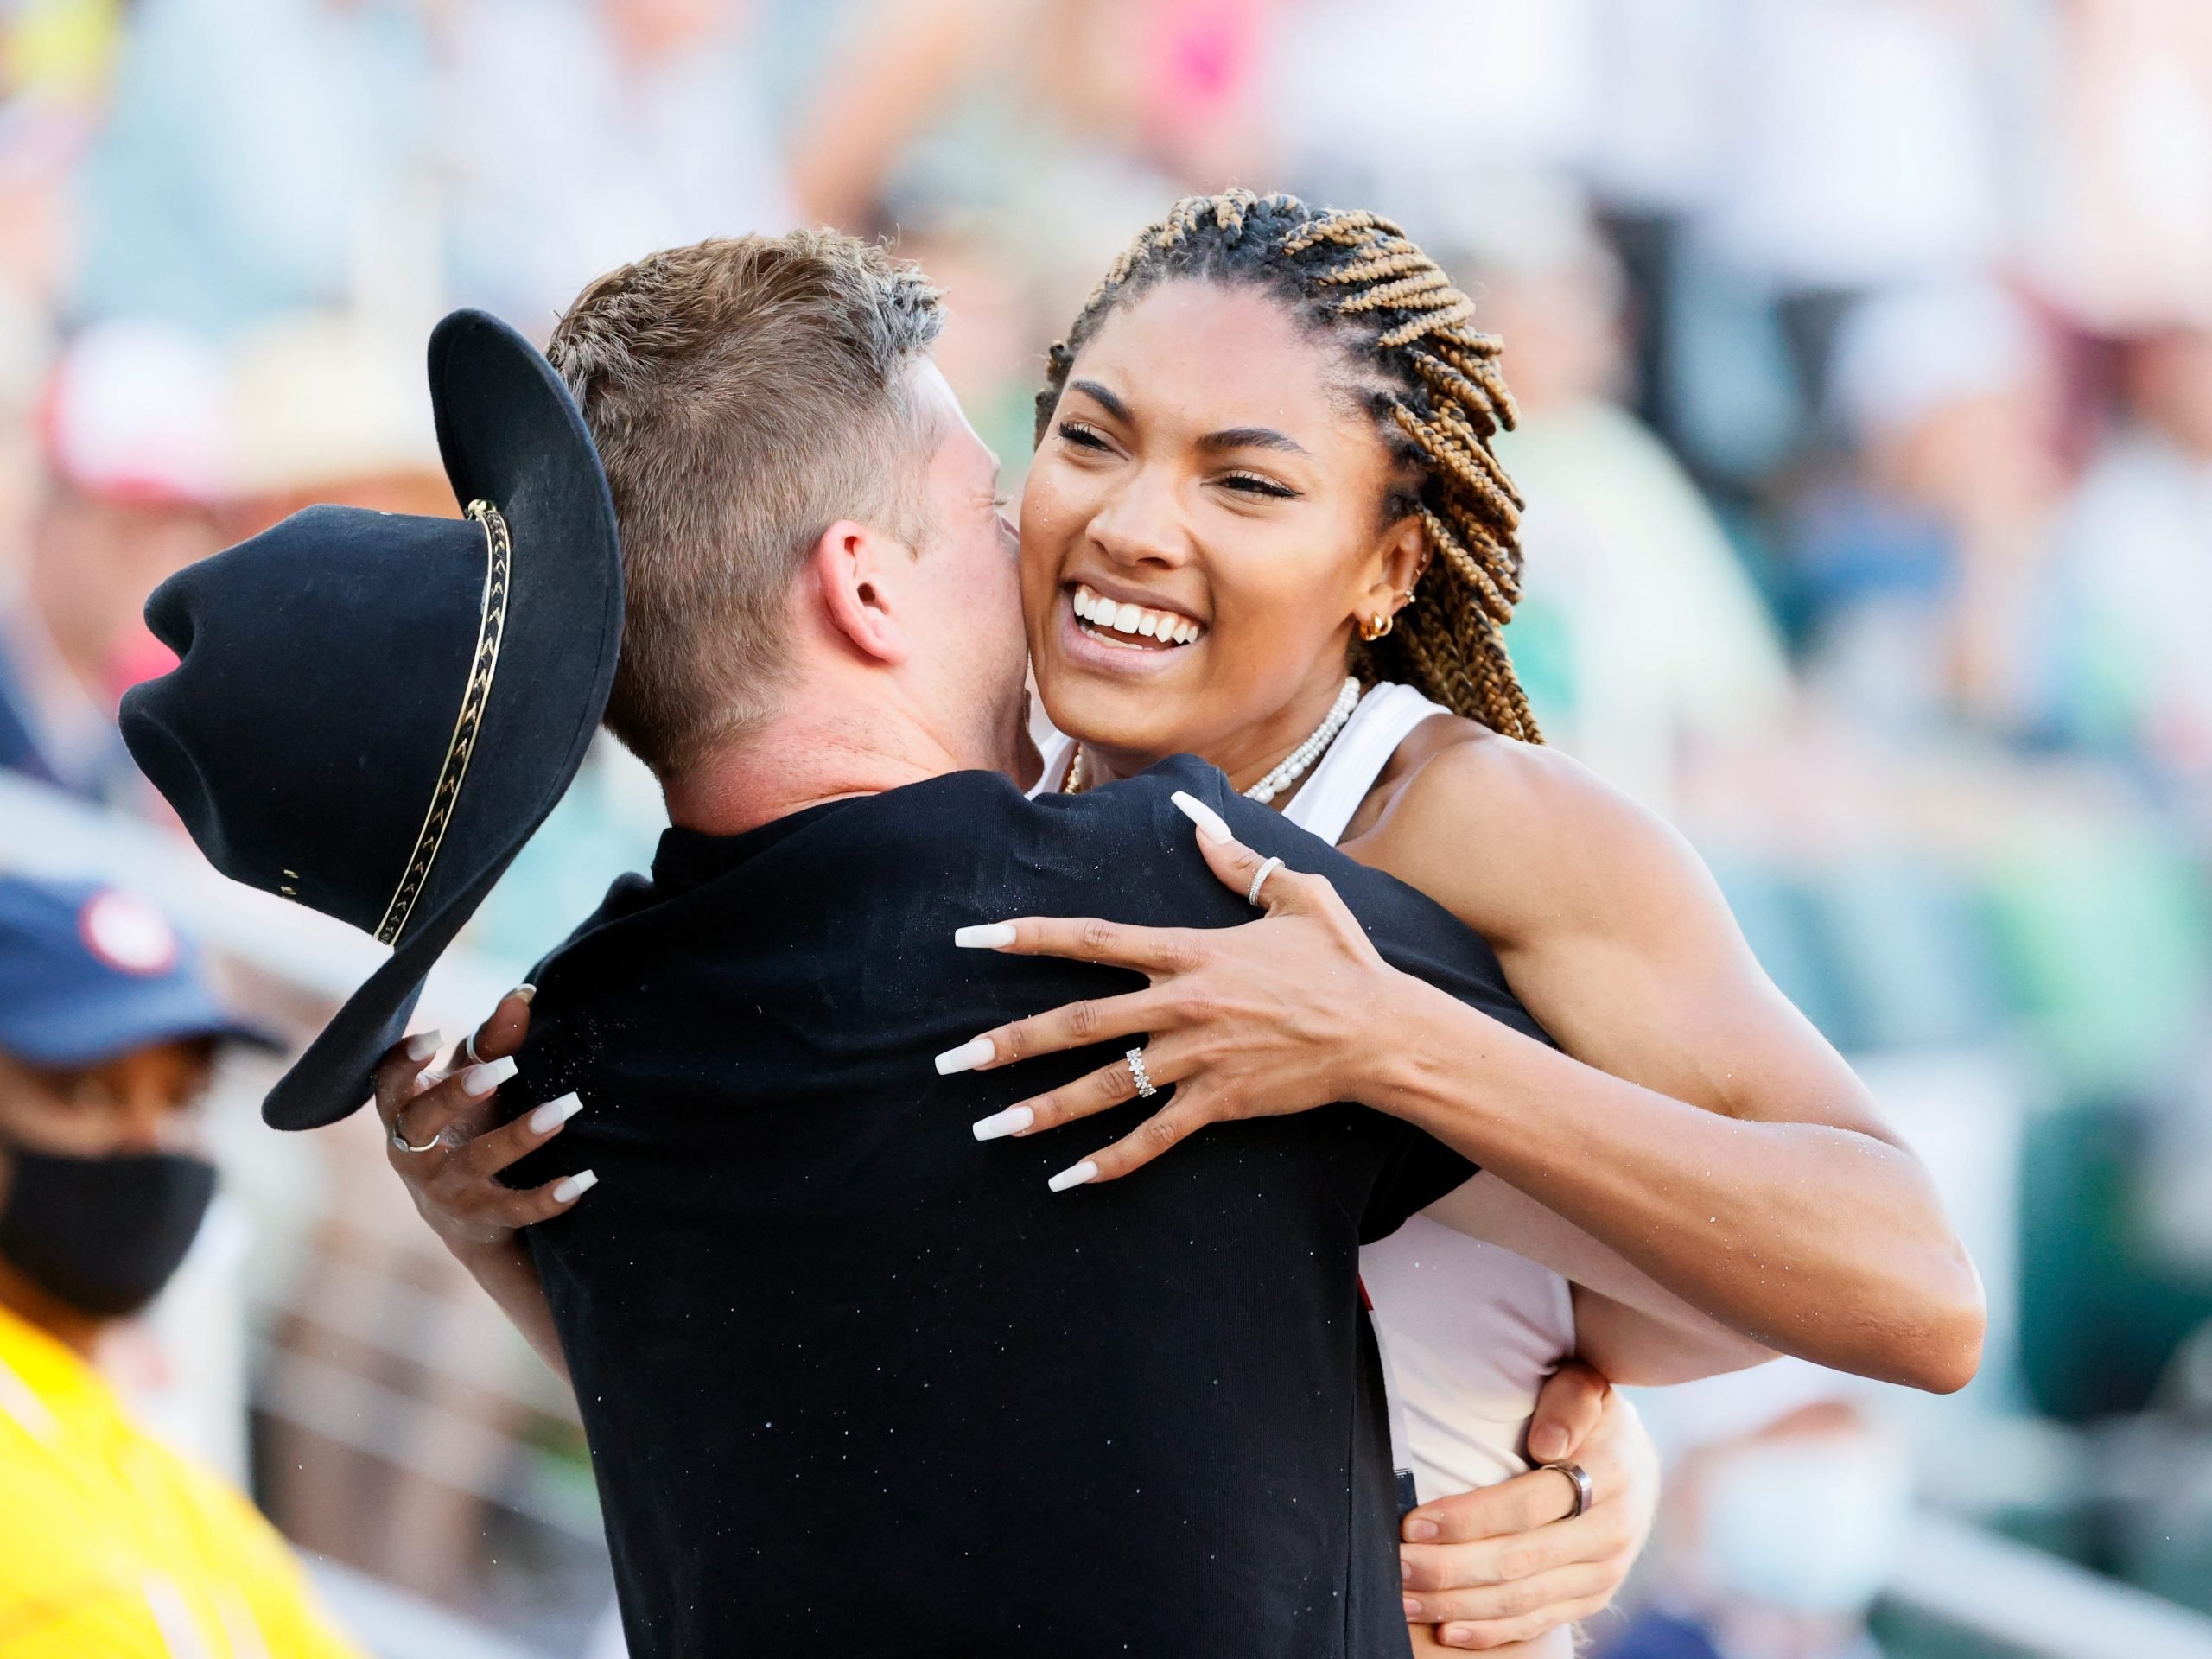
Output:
top-left (549, 232), bottom-right (944, 774)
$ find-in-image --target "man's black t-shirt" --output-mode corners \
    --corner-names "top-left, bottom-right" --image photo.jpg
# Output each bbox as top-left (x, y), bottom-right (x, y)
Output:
top-left (511, 755), bottom-right (1550, 1657)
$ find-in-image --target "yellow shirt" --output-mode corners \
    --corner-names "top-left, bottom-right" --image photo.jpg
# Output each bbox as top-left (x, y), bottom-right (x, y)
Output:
top-left (0, 1303), bottom-right (365, 1658)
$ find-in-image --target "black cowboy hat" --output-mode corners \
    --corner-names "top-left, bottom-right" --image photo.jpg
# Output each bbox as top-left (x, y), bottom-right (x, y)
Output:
top-left (121, 309), bottom-right (622, 1129)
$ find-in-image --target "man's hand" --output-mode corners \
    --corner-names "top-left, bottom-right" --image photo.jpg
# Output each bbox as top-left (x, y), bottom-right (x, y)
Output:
top-left (1400, 1362), bottom-right (1659, 1649)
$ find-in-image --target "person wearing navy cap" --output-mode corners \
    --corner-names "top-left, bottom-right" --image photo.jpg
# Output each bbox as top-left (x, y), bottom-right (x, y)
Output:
top-left (0, 874), bottom-right (365, 1656)
top-left (0, 874), bottom-right (270, 1339)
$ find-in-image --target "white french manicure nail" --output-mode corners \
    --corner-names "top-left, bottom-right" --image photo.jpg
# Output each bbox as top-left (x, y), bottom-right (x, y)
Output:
top-left (510, 983), bottom-right (537, 1005)
top-left (528, 1092), bottom-right (583, 1134)
top-left (552, 1169), bottom-right (598, 1204)
top-left (1047, 1159), bottom-right (1099, 1192)
top-left (1170, 791), bottom-right (1233, 844)
top-left (462, 1054), bottom-right (518, 1096)
top-left (971, 1105), bottom-right (1033, 1141)
top-left (404, 1029), bottom-right (444, 1063)
top-left (934, 1036), bottom-right (995, 1076)
top-left (954, 923), bottom-right (1017, 949)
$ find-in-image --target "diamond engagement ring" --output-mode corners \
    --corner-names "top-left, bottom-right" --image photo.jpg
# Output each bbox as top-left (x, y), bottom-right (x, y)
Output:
top-left (1126, 1047), bottom-right (1157, 1098)
top-left (1246, 856), bottom-right (1285, 908)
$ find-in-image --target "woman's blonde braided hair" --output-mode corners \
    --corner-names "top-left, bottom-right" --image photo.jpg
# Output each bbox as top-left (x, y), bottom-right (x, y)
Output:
top-left (1036, 189), bottom-right (1541, 741)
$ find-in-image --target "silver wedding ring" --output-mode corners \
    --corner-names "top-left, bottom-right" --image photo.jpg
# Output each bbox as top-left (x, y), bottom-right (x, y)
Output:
top-left (1545, 1461), bottom-right (1595, 1519)
top-left (1126, 1046), bottom-right (1157, 1099)
top-left (461, 1029), bottom-right (484, 1066)
top-left (391, 1118), bottom-right (443, 1154)
top-left (1246, 856), bottom-right (1285, 908)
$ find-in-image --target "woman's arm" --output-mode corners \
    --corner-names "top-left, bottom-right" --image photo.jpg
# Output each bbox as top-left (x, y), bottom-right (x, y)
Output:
top-left (372, 994), bottom-right (582, 1381)
top-left (1359, 738), bottom-right (1983, 1392)
top-left (955, 776), bottom-right (1984, 1394)
top-left (1423, 1173), bottom-right (1776, 1386)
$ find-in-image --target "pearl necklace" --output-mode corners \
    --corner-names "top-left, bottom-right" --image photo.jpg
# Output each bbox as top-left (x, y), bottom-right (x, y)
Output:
top-left (1061, 676), bottom-right (1364, 804)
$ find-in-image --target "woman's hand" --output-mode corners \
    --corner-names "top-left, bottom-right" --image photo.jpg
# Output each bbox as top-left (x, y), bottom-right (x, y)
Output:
top-left (373, 988), bottom-right (594, 1262)
top-left (1402, 1363), bottom-right (1658, 1650)
top-left (373, 988), bottom-right (582, 1379)
top-left (946, 791), bottom-right (1427, 1187)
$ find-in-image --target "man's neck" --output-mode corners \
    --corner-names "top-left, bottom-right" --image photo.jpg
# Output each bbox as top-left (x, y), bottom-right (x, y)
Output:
top-left (661, 703), bottom-right (973, 838)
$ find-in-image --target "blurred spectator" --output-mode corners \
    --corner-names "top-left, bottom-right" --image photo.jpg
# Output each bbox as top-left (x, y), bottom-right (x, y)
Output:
top-left (1601, 1363), bottom-right (1912, 1659)
top-left (442, 0), bottom-right (794, 330)
top-left (1700, 0), bottom-right (2006, 365)
top-left (1582, 0), bottom-right (1733, 221)
top-left (0, 874), bottom-right (363, 1657)
top-left (2044, 327), bottom-right (2212, 783)
top-left (1468, 195), bottom-right (1793, 809)
top-left (0, 318), bottom-right (228, 804)
top-left (0, 3), bottom-right (112, 381)
top-left (2025, 0), bottom-right (2212, 335)
top-left (226, 310), bottom-right (450, 530)
top-left (1788, 283), bottom-right (2063, 738)
top-left (72, 0), bottom-right (434, 337)
top-left (0, 14), bottom-right (113, 604)
top-left (892, 216), bottom-right (1048, 473)
top-left (1272, 0), bottom-right (1602, 236)
top-left (784, 0), bottom-right (1242, 321)
top-left (1617, 0), bottom-right (2015, 480)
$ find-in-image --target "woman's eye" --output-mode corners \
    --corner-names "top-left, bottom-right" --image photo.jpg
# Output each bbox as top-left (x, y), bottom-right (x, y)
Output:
top-left (1057, 421), bottom-right (1113, 453)
top-left (1219, 472), bottom-right (1298, 500)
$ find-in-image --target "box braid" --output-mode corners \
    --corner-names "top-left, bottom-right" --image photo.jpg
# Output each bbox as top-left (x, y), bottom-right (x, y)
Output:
top-left (1035, 189), bottom-right (1541, 741)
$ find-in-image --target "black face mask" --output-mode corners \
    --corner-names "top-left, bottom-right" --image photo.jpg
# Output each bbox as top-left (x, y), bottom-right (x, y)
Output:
top-left (0, 1141), bottom-right (218, 1317)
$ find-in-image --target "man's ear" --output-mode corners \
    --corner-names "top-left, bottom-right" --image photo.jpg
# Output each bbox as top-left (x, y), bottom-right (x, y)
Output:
top-left (1351, 513), bottom-right (1430, 633)
top-left (810, 519), bottom-right (913, 667)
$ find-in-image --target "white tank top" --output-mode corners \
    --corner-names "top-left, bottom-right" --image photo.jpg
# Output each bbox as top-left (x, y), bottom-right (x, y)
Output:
top-left (1031, 686), bottom-right (1574, 1502)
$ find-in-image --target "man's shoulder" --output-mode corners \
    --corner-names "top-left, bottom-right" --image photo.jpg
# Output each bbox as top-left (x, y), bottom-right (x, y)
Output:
top-left (543, 772), bottom-right (1025, 933)
top-left (524, 768), bottom-right (1081, 1007)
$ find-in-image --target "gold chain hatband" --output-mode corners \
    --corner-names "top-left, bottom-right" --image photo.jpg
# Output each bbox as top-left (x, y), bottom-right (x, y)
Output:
top-left (372, 499), bottom-right (512, 944)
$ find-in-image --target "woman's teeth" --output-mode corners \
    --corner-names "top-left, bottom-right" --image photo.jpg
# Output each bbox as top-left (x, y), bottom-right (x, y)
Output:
top-left (1071, 583), bottom-right (1205, 648)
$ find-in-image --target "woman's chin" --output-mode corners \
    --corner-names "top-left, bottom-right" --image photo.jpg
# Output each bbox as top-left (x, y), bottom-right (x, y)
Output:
top-left (1034, 660), bottom-right (1198, 761)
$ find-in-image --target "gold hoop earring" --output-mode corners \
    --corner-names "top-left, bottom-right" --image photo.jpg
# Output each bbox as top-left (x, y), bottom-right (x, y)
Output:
top-left (1359, 611), bottom-right (1395, 642)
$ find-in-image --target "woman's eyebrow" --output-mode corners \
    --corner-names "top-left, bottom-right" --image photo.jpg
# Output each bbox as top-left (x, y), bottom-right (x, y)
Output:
top-left (1067, 378), bottom-right (1311, 457)
top-left (1197, 425), bottom-right (1312, 458)
top-left (1068, 379), bottom-right (1133, 423)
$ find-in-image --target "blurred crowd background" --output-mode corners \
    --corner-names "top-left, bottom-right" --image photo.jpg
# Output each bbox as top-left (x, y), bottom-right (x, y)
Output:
top-left (3, 0), bottom-right (2211, 1655)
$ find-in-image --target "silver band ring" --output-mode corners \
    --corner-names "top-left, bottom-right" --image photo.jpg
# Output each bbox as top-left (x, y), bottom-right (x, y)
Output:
top-left (1246, 856), bottom-right (1286, 908)
top-left (461, 1029), bottom-right (484, 1066)
top-left (391, 1117), bottom-right (443, 1154)
top-left (1126, 1047), bottom-right (1157, 1099)
top-left (1544, 1461), bottom-right (1595, 1519)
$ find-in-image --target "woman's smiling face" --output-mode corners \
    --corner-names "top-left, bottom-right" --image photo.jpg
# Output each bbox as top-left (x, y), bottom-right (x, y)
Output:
top-left (1020, 280), bottom-right (1423, 784)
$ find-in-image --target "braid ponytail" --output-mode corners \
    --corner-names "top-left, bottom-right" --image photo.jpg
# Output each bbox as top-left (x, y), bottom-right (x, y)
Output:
top-left (1035, 189), bottom-right (1541, 742)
